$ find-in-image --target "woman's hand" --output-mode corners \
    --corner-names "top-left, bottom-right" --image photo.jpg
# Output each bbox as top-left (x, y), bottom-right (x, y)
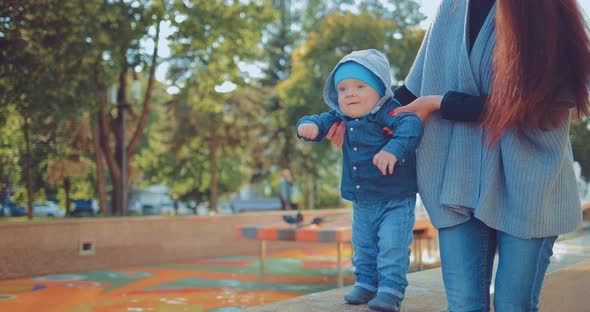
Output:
top-left (325, 121), bottom-right (346, 148)
top-left (394, 95), bottom-right (443, 122)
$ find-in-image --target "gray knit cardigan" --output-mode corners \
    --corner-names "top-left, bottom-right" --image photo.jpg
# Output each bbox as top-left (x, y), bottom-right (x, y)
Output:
top-left (405, 0), bottom-right (581, 238)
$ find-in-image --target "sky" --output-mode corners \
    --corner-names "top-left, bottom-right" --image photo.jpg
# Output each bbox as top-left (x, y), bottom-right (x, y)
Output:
top-left (153, 0), bottom-right (590, 93)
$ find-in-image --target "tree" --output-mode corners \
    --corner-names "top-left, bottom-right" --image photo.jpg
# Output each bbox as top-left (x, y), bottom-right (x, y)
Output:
top-left (262, 0), bottom-right (357, 171)
top-left (91, 0), bottom-right (166, 215)
top-left (0, 106), bottom-right (23, 215)
top-left (0, 0), bottom-right (103, 218)
top-left (164, 0), bottom-right (274, 210)
top-left (44, 114), bottom-right (97, 215)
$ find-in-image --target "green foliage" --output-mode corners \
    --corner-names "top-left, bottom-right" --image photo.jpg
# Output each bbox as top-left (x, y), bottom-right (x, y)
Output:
top-left (135, 84), bottom-right (274, 203)
top-left (56, 175), bottom-right (96, 210)
top-left (0, 106), bottom-right (23, 191)
top-left (0, 0), bottom-right (428, 212)
top-left (148, 0), bottom-right (276, 205)
top-left (167, 0), bottom-right (275, 90)
top-left (0, 1), bottom-right (102, 114)
top-left (0, 0), bottom-right (105, 208)
top-left (571, 118), bottom-right (590, 180)
top-left (311, 165), bottom-right (343, 209)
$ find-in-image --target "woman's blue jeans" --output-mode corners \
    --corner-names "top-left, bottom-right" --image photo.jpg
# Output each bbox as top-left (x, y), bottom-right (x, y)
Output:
top-left (439, 216), bottom-right (557, 312)
top-left (351, 196), bottom-right (415, 298)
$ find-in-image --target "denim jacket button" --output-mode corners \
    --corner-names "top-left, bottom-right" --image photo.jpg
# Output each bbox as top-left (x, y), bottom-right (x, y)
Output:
top-left (353, 166), bottom-right (357, 170)
top-left (353, 147), bottom-right (357, 151)
top-left (356, 185), bottom-right (360, 189)
top-left (350, 127), bottom-right (354, 131)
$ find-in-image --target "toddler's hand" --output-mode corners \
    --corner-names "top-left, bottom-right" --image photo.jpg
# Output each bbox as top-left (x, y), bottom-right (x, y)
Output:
top-left (373, 151), bottom-right (398, 175)
top-left (298, 124), bottom-right (319, 139)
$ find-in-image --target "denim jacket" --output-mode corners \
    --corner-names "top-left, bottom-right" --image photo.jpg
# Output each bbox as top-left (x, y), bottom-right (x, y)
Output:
top-left (298, 49), bottom-right (423, 202)
top-left (297, 50), bottom-right (424, 202)
top-left (298, 97), bottom-right (423, 202)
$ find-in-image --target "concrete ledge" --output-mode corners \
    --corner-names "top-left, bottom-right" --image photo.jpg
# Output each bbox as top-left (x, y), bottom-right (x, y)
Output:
top-left (0, 209), bottom-right (350, 280)
top-left (244, 232), bottom-right (590, 312)
top-left (243, 268), bottom-right (447, 312)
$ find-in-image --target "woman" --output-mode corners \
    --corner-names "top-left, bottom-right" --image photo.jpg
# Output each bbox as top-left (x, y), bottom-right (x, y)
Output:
top-left (327, 0), bottom-right (590, 310)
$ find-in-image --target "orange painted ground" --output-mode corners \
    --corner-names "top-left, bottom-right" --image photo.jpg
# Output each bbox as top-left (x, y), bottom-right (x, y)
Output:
top-left (0, 245), bottom-right (356, 312)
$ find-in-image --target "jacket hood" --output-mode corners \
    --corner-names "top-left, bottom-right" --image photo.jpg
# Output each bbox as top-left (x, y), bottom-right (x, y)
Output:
top-left (323, 49), bottom-right (393, 115)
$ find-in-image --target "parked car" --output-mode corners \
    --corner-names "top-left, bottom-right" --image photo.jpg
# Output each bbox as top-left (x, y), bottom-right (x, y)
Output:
top-left (71, 199), bottom-right (98, 216)
top-left (0, 197), bottom-right (26, 217)
top-left (1, 204), bottom-right (7, 216)
top-left (141, 204), bottom-right (158, 215)
top-left (129, 199), bottom-right (142, 214)
top-left (6, 204), bottom-right (27, 217)
top-left (34, 201), bottom-right (65, 217)
top-left (0, 204), bottom-right (10, 217)
top-left (196, 202), bottom-right (210, 215)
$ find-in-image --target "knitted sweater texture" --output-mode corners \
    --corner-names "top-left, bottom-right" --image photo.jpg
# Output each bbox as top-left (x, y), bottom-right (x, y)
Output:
top-left (405, 0), bottom-right (581, 238)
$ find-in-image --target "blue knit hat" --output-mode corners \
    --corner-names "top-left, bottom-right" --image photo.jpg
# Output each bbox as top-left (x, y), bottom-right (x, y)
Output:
top-left (334, 61), bottom-right (385, 96)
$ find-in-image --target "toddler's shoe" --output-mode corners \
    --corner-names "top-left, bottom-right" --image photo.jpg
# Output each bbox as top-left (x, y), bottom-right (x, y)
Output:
top-left (367, 292), bottom-right (402, 312)
top-left (344, 286), bottom-right (376, 305)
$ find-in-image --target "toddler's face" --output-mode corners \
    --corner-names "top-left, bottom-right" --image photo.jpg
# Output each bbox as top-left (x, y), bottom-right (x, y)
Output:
top-left (337, 78), bottom-right (381, 118)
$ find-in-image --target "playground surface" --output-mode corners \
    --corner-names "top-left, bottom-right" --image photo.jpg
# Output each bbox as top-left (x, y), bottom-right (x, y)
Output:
top-left (0, 245), bottom-right (359, 312)
top-left (1, 224), bottom-right (588, 311)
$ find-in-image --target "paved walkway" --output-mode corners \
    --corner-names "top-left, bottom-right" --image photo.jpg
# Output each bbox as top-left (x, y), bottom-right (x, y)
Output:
top-left (244, 227), bottom-right (590, 312)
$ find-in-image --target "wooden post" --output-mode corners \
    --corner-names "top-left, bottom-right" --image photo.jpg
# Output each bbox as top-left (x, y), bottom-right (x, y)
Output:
top-left (259, 240), bottom-right (266, 284)
top-left (337, 241), bottom-right (343, 288)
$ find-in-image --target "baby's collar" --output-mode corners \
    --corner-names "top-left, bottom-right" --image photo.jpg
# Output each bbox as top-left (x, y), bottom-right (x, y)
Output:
top-left (369, 94), bottom-right (393, 115)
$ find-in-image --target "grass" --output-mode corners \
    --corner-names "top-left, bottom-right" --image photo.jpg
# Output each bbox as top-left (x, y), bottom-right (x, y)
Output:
top-left (0, 211), bottom-right (184, 222)
top-left (0, 216), bottom-right (58, 222)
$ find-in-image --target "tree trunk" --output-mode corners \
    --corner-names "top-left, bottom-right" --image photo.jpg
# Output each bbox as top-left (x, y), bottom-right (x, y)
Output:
top-left (209, 114), bottom-right (218, 212)
top-left (114, 75), bottom-right (125, 216)
top-left (94, 20), bottom-right (160, 217)
top-left (22, 117), bottom-right (34, 220)
top-left (98, 115), bottom-right (121, 215)
top-left (0, 172), bottom-right (5, 217)
top-left (95, 65), bottom-right (122, 216)
top-left (93, 123), bottom-right (108, 214)
top-left (280, 134), bottom-right (292, 169)
top-left (112, 178), bottom-right (122, 217)
top-left (64, 177), bottom-right (71, 215)
top-left (307, 173), bottom-right (315, 210)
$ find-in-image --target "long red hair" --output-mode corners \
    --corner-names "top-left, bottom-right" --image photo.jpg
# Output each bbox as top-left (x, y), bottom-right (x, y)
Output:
top-left (482, 0), bottom-right (590, 145)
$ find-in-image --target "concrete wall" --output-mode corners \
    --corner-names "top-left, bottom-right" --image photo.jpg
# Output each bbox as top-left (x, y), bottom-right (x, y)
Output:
top-left (0, 209), bottom-right (350, 280)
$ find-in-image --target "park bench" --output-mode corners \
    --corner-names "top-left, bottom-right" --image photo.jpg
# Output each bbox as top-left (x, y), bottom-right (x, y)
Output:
top-left (230, 197), bottom-right (283, 213)
top-left (237, 211), bottom-right (436, 288)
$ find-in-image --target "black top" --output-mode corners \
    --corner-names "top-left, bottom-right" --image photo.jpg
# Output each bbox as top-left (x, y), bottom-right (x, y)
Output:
top-left (395, 0), bottom-right (495, 122)
top-left (469, 0), bottom-right (495, 53)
